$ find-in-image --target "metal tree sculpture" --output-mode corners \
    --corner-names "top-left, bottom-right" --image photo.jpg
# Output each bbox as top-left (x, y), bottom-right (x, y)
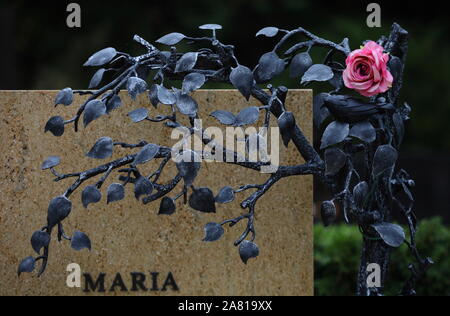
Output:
top-left (18, 23), bottom-right (431, 296)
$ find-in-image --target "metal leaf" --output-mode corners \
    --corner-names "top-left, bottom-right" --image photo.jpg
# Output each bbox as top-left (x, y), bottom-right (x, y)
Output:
top-left (321, 201), bottom-right (337, 227)
top-left (323, 95), bottom-right (382, 123)
top-left (134, 177), bottom-right (153, 201)
top-left (133, 144), bottom-right (160, 166)
top-left (128, 108), bottom-right (149, 123)
top-left (255, 52), bottom-right (285, 82)
top-left (234, 107), bottom-right (260, 127)
top-left (71, 231), bottom-right (92, 251)
top-left (175, 151), bottom-right (202, 186)
top-left (313, 93), bottom-right (331, 129)
top-left (106, 95), bottom-right (122, 113)
top-left (349, 121), bottom-right (376, 143)
top-left (324, 148), bottom-right (347, 177)
top-left (239, 241), bottom-right (259, 264)
top-left (89, 68), bottom-right (106, 89)
top-left (107, 183), bottom-right (125, 204)
top-left (215, 186), bottom-right (235, 204)
top-left (320, 121), bottom-right (350, 149)
top-left (256, 27), bottom-right (279, 38)
top-left (159, 197), bottom-right (176, 216)
top-left (301, 64), bottom-right (334, 85)
top-left (353, 181), bottom-right (369, 210)
top-left (31, 231), bottom-right (50, 255)
top-left (373, 145), bottom-right (398, 176)
top-left (18, 257), bottom-right (36, 276)
top-left (393, 112), bottom-right (405, 145)
top-left (210, 110), bottom-right (236, 126)
top-left (47, 196), bottom-right (72, 229)
top-left (278, 111), bottom-right (296, 147)
top-left (127, 77), bottom-right (148, 100)
top-left (372, 222), bottom-right (405, 248)
top-left (83, 100), bottom-right (106, 128)
top-left (203, 223), bottom-right (224, 242)
top-left (388, 56), bottom-right (403, 83)
top-left (156, 85), bottom-right (176, 105)
top-left (199, 24), bottom-right (222, 30)
top-left (230, 65), bottom-right (254, 101)
top-left (175, 52), bottom-right (198, 73)
top-left (290, 52), bottom-right (313, 79)
top-left (45, 116), bottom-right (65, 137)
top-left (175, 92), bottom-right (198, 117)
top-left (156, 33), bottom-right (186, 46)
top-left (189, 187), bottom-right (216, 213)
top-left (86, 137), bottom-right (113, 160)
top-left (182, 73), bottom-right (206, 94)
top-left (84, 47), bottom-right (117, 67)
top-left (55, 88), bottom-right (73, 106)
top-left (329, 71), bottom-right (344, 90)
top-left (82, 185), bottom-right (102, 209)
top-left (41, 156), bottom-right (61, 170)
top-left (148, 84), bottom-right (160, 108)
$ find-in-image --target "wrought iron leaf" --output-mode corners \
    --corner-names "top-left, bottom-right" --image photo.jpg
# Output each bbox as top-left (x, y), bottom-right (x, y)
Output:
top-left (373, 145), bottom-right (398, 176)
top-left (45, 116), bottom-right (65, 137)
top-left (301, 64), bottom-right (334, 85)
top-left (128, 108), bottom-right (149, 123)
top-left (71, 231), bottom-right (92, 251)
top-left (86, 137), bottom-right (113, 160)
top-left (31, 231), bottom-right (50, 255)
top-left (393, 112), bottom-right (405, 145)
top-left (106, 95), bottom-right (122, 114)
top-left (230, 65), bottom-right (254, 101)
top-left (256, 27), bottom-right (279, 38)
top-left (320, 121), bottom-right (350, 149)
top-left (47, 196), bottom-right (72, 229)
top-left (203, 223), bottom-right (224, 242)
top-left (84, 47), bottom-right (117, 67)
top-left (148, 84), bottom-right (160, 108)
top-left (313, 93), bottom-right (331, 129)
top-left (278, 111), bottom-right (296, 147)
top-left (132, 144), bottom-right (160, 166)
top-left (239, 241), bottom-right (259, 264)
top-left (349, 121), bottom-right (376, 143)
top-left (353, 181), bottom-right (369, 210)
top-left (134, 177), bottom-right (153, 201)
top-left (127, 77), bottom-right (148, 100)
top-left (182, 73), bottom-right (206, 94)
top-left (215, 186), bottom-right (235, 204)
top-left (199, 24), bottom-right (223, 30)
top-left (388, 56), bottom-right (403, 83)
top-left (175, 151), bottom-right (201, 186)
top-left (323, 95), bottom-right (381, 123)
top-left (156, 33), bottom-right (186, 46)
top-left (82, 185), bottom-right (102, 209)
top-left (189, 187), bottom-right (216, 213)
top-left (329, 71), bottom-right (344, 90)
top-left (372, 222), bottom-right (405, 248)
top-left (107, 183), bottom-right (125, 204)
top-left (321, 201), bottom-right (337, 227)
top-left (159, 197), bottom-right (176, 216)
top-left (234, 107), bottom-right (260, 127)
top-left (175, 92), bottom-right (199, 117)
top-left (18, 257), bottom-right (36, 276)
top-left (83, 100), bottom-right (106, 128)
top-left (290, 52), bottom-right (313, 79)
top-left (55, 88), bottom-right (74, 106)
top-left (324, 148), bottom-right (347, 177)
top-left (255, 52), bottom-right (285, 82)
top-left (156, 85), bottom-right (176, 105)
top-left (41, 156), bottom-right (61, 170)
top-left (88, 68), bottom-right (106, 89)
top-left (175, 52), bottom-right (198, 73)
top-left (210, 110), bottom-right (236, 126)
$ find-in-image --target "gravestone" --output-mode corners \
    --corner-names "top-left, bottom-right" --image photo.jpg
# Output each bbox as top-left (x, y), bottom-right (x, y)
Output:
top-left (0, 90), bottom-right (313, 296)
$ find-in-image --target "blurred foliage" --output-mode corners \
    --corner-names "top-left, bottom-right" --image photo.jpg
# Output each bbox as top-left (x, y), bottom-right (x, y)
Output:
top-left (315, 218), bottom-right (450, 296)
top-left (2, 0), bottom-right (449, 152)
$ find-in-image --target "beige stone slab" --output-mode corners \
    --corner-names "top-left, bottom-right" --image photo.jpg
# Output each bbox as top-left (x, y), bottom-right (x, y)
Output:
top-left (0, 90), bottom-right (313, 296)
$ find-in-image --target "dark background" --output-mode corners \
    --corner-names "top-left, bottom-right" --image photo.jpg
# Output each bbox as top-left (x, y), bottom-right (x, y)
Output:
top-left (1, 0), bottom-right (449, 223)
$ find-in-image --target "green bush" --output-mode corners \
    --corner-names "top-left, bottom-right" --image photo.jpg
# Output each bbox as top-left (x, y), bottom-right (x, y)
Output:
top-left (315, 218), bottom-right (450, 296)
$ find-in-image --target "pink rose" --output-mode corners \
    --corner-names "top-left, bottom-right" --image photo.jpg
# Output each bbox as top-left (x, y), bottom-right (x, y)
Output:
top-left (343, 41), bottom-right (393, 97)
